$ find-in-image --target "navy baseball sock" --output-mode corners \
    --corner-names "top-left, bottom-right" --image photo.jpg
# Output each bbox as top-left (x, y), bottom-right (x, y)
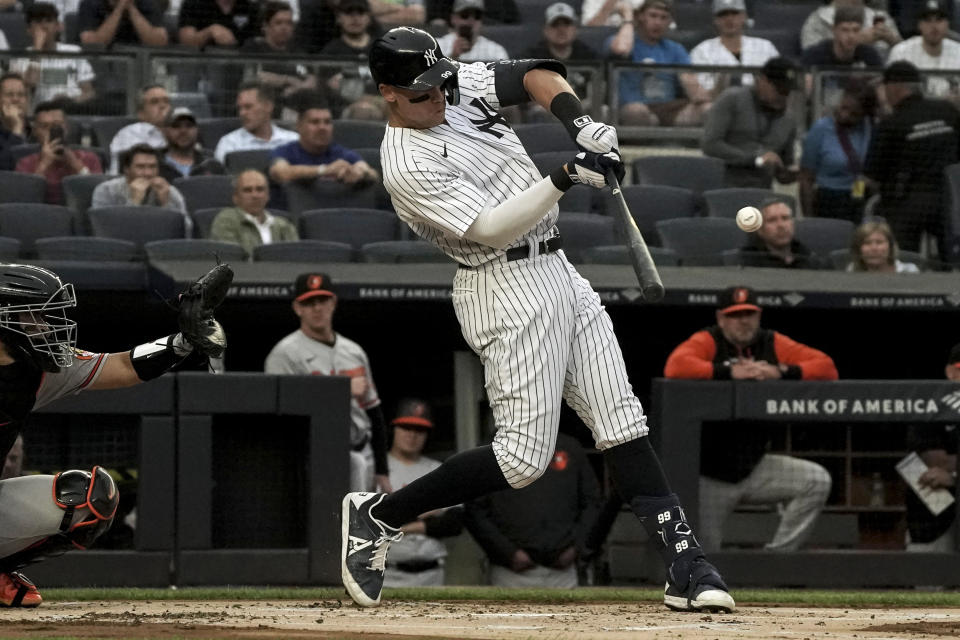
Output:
top-left (371, 444), bottom-right (510, 529)
top-left (603, 436), bottom-right (671, 498)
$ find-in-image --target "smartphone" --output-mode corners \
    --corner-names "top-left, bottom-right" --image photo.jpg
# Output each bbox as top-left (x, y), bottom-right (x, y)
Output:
top-left (48, 124), bottom-right (65, 155)
top-left (457, 24), bottom-right (472, 40)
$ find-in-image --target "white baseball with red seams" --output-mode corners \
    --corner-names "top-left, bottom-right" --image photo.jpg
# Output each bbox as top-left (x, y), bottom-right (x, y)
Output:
top-left (736, 206), bottom-right (763, 232)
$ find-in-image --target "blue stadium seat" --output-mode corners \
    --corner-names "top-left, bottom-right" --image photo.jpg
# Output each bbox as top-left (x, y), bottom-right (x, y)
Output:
top-left (253, 240), bottom-right (354, 262)
top-left (299, 209), bottom-right (399, 248)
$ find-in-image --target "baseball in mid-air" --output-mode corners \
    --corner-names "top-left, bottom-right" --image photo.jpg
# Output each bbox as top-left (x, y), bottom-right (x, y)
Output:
top-left (736, 206), bottom-right (763, 232)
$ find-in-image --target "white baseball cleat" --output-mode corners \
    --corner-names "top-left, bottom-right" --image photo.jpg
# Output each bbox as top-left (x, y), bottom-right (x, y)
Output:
top-left (341, 492), bottom-right (402, 607)
top-left (663, 577), bottom-right (736, 613)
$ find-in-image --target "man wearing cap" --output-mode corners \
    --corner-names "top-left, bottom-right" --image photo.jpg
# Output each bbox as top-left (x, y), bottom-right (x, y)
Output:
top-left (690, 0), bottom-right (780, 96)
top-left (436, 0), bottom-right (509, 62)
top-left (736, 197), bottom-right (823, 269)
top-left (904, 343), bottom-right (960, 552)
top-left (159, 106), bottom-right (225, 183)
top-left (608, 0), bottom-right (713, 127)
top-left (109, 84), bottom-right (170, 174)
top-left (864, 60), bottom-right (960, 258)
top-left (321, 0), bottom-right (375, 56)
top-left (210, 169), bottom-right (298, 253)
top-left (15, 101), bottom-right (102, 205)
top-left (664, 286), bottom-right (837, 553)
top-left (887, 1), bottom-right (960, 100)
top-left (801, 0), bottom-right (900, 57)
top-left (702, 57), bottom-right (799, 189)
top-left (265, 273), bottom-right (390, 494)
top-left (523, 3), bottom-right (598, 107)
top-left (382, 398), bottom-right (464, 588)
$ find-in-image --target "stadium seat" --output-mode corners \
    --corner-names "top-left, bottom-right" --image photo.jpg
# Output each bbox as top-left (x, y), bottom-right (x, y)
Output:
top-left (299, 208), bottom-right (399, 248)
top-left (62, 174), bottom-right (114, 219)
top-left (334, 120), bottom-right (386, 149)
top-left (513, 123), bottom-right (577, 154)
top-left (8, 144), bottom-right (110, 171)
top-left (172, 175), bottom-right (234, 213)
top-left (579, 244), bottom-right (680, 267)
top-left (578, 27), bottom-right (618, 55)
top-left (794, 218), bottom-right (855, 256)
top-left (0, 171), bottom-right (47, 204)
top-left (752, 3), bottom-right (818, 33)
top-left (655, 217), bottom-right (746, 264)
top-left (197, 117), bottom-right (242, 149)
top-left (632, 156), bottom-right (725, 194)
top-left (224, 149), bottom-right (272, 175)
top-left (0, 237), bottom-right (21, 260)
top-left (0, 204), bottom-right (75, 255)
top-left (610, 185), bottom-right (698, 246)
top-left (253, 240), bottom-right (354, 262)
top-left (360, 240), bottom-right (449, 263)
top-left (555, 213), bottom-right (616, 262)
top-left (704, 188), bottom-right (794, 219)
top-left (90, 116), bottom-right (138, 148)
top-left (354, 147), bottom-right (382, 176)
top-left (477, 24), bottom-right (541, 58)
top-left (284, 181), bottom-right (379, 215)
top-left (746, 28), bottom-right (802, 59)
top-left (0, 12), bottom-right (28, 49)
top-left (35, 236), bottom-right (139, 261)
top-left (88, 205), bottom-right (187, 246)
top-left (144, 238), bottom-right (248, 262)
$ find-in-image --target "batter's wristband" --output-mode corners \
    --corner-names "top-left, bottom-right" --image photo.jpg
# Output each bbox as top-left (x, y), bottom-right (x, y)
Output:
top-left (550, 165), bottom-right (574, 192)
top-left (550, 92), bottom-right (590, 141)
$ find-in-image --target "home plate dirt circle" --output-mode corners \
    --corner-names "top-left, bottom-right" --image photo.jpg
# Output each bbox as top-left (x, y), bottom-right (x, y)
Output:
top-left (2, 600), bottom-right (960, 639)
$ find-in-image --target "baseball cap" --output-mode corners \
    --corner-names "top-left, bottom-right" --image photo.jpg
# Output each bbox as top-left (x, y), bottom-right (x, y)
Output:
top-left (337, 0), bottom-right (369, 11)
top-left (717, 286), bottom-right (761, 315)
top-left (293, 272), bottom-right (337, 302)
top-left (545, 2), bottom-right (577, 25)
top-left (761, 57), bottom-right (798, 96)
top-left (165, 106), bottom-right (196, 126)
top-left (883, 60), bottom-right (921, 84)
top-left (919, 0), bottom-right (949, 20)
top-left (639, 0), bottom-right (672, 13)
top-left (452, 0), bottom-right (483, 14)
top-left (948, 343), bottom-right (960, 368)
top-left (712, 0), bottom-right (745, 15)
top-left (392, 398), bottom-right (434, 429)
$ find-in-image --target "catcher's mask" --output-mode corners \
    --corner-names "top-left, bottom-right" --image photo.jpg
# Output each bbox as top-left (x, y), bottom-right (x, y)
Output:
top-left (0, 264), bottom-right (77, 372)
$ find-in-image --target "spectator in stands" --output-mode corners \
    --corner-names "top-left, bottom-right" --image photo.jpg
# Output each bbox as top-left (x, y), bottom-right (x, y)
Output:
top-left (210, 169), bottom-right (298, 254)
top-left (11, 3), bottom-right (96, 111)
top-left (92, 144), bottom-right (190, 231)
top-left (370, 0), bottom-right (424, 26)
top-left (581, 0), bottom-right (635, 27)
top-left (16, 101), bottom-right (102, 205)
top-left (0, 73), bottom-right (29, 170)
top-left (737, 197), bottom-right (823, 269)
top-left (436, 0), bottom-right (509, 62)
top-left (215, 83), bottom-right (299, 164)
top-left (864, 61), bottom-right (960, 259)
top-left (887, 1), bottom-right (960, 100)
top-left (799, 80), bottom-right (877, 222)
top-left (464, 432), bottom-right (600, 588)
top-left (690, 0), bottom-right (780, 97)
top-left (321, 0), bottom-right (375, 55)
top-left (383, 398), bottom-right (464, 588)
top-left (242, 1), bottom-right (318, 108)
top-left (847, 220), bottom-right (920, 273)
top-left (269, 97), bottom-right (378, 189)
top-left (1, 435), bottom-right (23, 480)
top-left (801, 0), bottom-right (900, 58)
top-left (295, 0), bottom-right (379, 54)
top-left (178, 0), bottom-right (260, 48)
top-left (802, 5), bottom-right (884, 72)
top-left (265, 272), bottom-right (391, 493)
top-left (78, 0), bottom-right (169, 47)
top-left (427, 0), bottom-right (517, 25)
top-left (607, 0), bottom-right (712, 127)
top-left (664, 286), bottom-right (836, 553)
top-left (109, 84), bottom-right (171, 173)
top-left (904, 342), bottom-right (959, 552)
top-left (702, 57), bottom-right (798, 189)
top-left (159, 106), bottom-right (224, 182)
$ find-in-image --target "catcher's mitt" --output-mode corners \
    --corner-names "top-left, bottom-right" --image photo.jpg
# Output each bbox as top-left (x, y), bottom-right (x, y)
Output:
top-left (178, 263), bottom-right (233, 358)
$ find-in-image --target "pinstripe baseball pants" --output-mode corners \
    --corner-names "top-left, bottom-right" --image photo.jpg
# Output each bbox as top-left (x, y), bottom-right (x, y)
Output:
top-left (453, 249), bottom-right (648, 489)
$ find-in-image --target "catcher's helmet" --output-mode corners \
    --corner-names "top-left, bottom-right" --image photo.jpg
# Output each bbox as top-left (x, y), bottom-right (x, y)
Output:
top-left (369, 27), bottom-right (460, 105)
top-left (0, 264), bottom-right (77, 372)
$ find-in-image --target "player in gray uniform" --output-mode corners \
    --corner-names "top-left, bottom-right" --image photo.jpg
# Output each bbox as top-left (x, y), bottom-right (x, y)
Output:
top-left (265, 273), bottom-right (390, 493)
top-left (342, 26), bottom-right (735, 613)
top-left (0, 263), bottom-right (227, 607)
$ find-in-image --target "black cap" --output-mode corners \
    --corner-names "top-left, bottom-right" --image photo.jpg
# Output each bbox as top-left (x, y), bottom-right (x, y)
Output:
top-left (717, 286), bottom-right (761, 315)
top-left (883, 61), bottom-right (921, 84)
top-left (919, 0), bottom-right (949, 20)
top-left (392, 398), bottom-right (434, 429)
top-left (293, 273), bottom-right (336, 302)
top-left (949, 343), bottom-right (960, 368)
top-left (761, 57), bottom-right (798, 96)
top-left (337, 0), bottom-right (369, 12)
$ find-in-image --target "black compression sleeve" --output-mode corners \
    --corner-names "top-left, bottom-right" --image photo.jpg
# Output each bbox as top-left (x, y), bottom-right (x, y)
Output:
top-left (551, 91), bottom-right (591, 140)
top-left (492, 58), bottom-right (567, 107)
top-left (366, 405), bottom-right (389, 476)
top-left (550, 165), bottom-right (574, 192)
top-left (130, 334), bottom-right (192, 381)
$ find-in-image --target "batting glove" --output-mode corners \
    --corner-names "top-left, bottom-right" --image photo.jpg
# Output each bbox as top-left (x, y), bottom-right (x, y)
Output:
top-left (575, 120), bottom-right (620, 154)
top-left (567, 151), bottom-right (625, 189)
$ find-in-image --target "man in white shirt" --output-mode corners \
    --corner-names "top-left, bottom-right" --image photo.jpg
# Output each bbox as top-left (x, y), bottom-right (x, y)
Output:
top-left (108, 83), bottom-right (170, 173)
top-left (436, 0), bottom-right (508, 62)
top-left (887, 0), bottom-right (960, 99)
top-left (214, 81), bottom-right (299, 163)
top-left (581, 0), bottom-right (638, 27)
top-left (690, 0), bottom-right (779, 96)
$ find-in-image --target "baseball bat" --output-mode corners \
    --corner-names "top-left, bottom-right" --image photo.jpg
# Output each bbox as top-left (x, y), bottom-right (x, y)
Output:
top-left (606, 170), bottom-right (665, 302)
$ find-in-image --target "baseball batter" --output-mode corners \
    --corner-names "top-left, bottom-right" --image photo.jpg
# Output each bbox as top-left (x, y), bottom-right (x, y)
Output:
top-left (0, 262), bottom-right (229, 607)
top-left (342, 26), bottom-right (734, 613)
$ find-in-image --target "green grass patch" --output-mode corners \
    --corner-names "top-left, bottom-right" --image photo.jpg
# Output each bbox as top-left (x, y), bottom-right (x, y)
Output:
top-left (40, 585), bottom-right (960, 608)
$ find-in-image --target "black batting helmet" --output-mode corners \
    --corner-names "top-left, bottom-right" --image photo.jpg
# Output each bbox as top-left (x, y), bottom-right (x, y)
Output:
top-left (0, 263), bottom-right (77, 372)
top-left (369, 27), bottom-right (460, 105)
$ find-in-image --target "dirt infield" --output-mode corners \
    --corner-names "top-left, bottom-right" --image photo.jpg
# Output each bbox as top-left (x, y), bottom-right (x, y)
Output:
top-left (2, 600), bottom-right (960, 639)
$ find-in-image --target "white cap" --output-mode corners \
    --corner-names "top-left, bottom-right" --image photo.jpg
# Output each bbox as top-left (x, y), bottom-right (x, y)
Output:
top-left (545, 2), bottom-right (577, 25)
top-left (712, 0), bottom-right (746, 15)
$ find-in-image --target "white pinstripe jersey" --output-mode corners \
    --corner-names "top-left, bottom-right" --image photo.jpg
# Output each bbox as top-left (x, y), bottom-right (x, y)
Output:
top-left (381, 62), bottom-right (559, 267)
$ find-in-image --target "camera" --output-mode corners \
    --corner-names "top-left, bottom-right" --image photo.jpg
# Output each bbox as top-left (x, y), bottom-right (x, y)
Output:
top-left (48, 124), bottom-right (65, 155)
top-left (457, 24), bottom-right (472, 39)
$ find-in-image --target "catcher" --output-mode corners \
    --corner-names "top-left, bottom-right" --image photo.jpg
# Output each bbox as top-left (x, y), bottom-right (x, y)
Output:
top-left (0, 262), bottom-right (231, 607)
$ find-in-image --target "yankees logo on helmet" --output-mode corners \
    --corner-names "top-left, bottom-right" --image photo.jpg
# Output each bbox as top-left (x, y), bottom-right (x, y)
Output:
top-left (424, 48), bottom-right (438, 65)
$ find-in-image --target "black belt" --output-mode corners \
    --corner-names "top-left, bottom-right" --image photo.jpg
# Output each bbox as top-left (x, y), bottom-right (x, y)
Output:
top-left (387, 560), bottom-right (440, 573)
top-left (459, 235), bottom-right (563, 270)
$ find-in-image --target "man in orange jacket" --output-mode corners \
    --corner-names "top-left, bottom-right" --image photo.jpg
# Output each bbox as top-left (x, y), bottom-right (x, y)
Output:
top-left (664, 286), bottom-right (836, 552)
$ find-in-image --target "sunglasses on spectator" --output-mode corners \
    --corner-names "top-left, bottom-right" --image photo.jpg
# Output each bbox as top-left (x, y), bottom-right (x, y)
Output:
top-left (457, 9), bottom-right (483, 19)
